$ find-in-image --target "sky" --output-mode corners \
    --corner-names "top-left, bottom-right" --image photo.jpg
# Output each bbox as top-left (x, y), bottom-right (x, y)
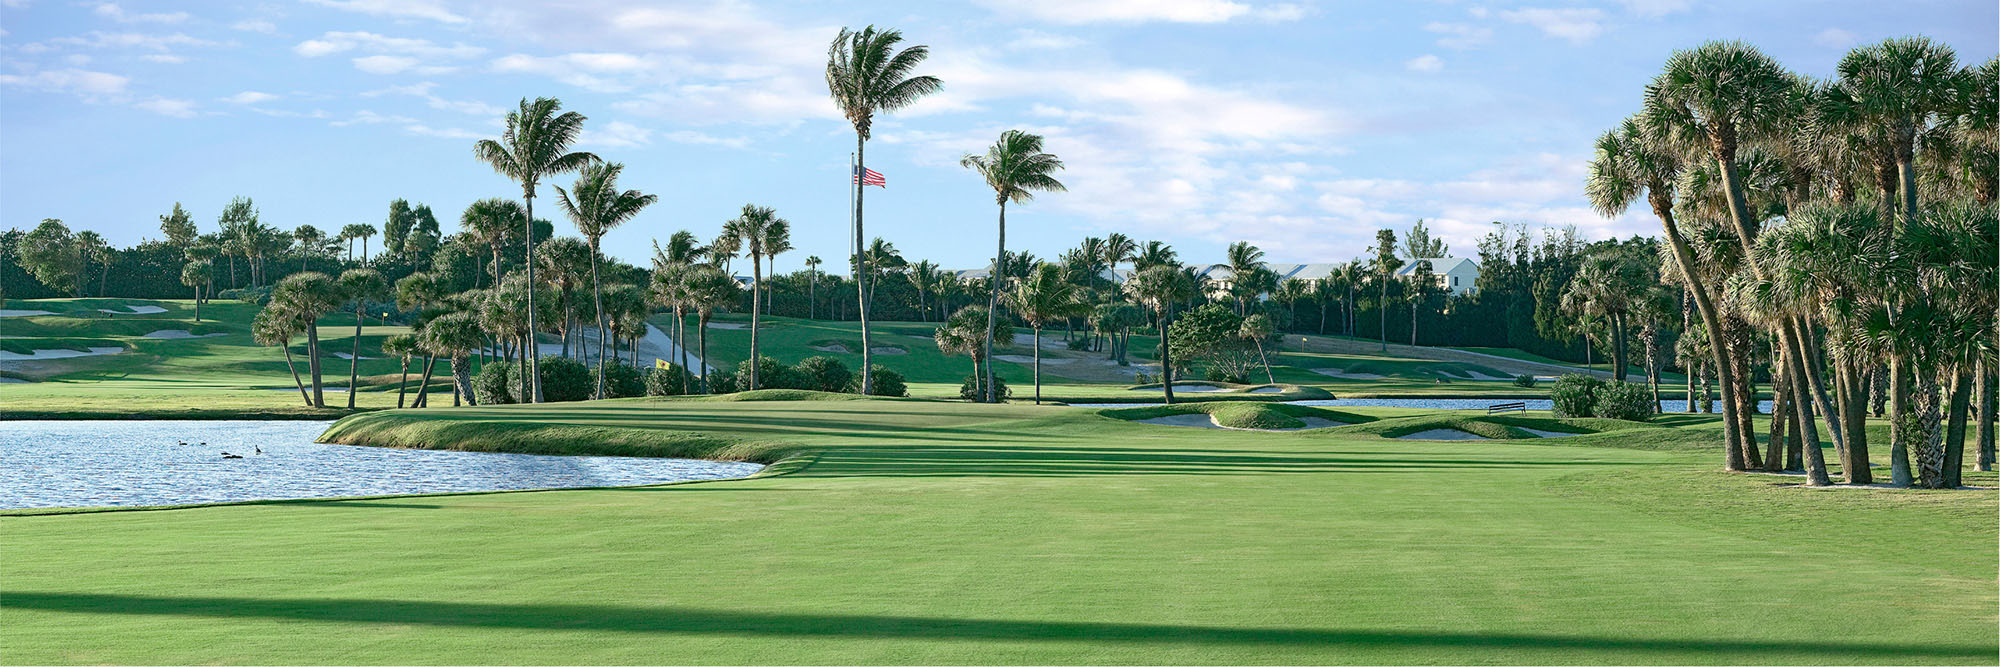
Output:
top-left (1, 0), bottom-right (1993, 275)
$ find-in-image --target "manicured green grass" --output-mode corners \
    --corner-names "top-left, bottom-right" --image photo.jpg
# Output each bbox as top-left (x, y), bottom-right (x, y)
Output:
top-left (4, 398), bottom-right (1992, 664)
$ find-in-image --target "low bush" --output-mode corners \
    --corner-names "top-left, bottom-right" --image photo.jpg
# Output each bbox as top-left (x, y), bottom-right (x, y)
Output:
top-left (1512, 374), bottom-right (1538, 388)
top-left (645, 364), bottom-right (693, 396)
top-left (594, 361), bottom-right (646, 399)
top-left (473, 361), bottom-right (515, 405)
top-left (735, 355), bottom-right (803, 391)
top-left (705, 369), bottom-right (738, 394)
top-left (1203, 367), bottom-right (1248, 383)
top-left (217, 286), bottom-right (273, 305)
top-left (1593, 380), bottom-right (1654, 421)
top-left (959, 374), bottom-right (1008, 401)
top-left (1065, 337), bottom-right (1093, 351)
top-left (861, 364), bottom-right (908, 397)
top-left (793, 356), bottom-right (853, 394)
top-left (1549, 373), bottom-right (1603, 418)
top-left (537, 355), bottom-right (592, 402)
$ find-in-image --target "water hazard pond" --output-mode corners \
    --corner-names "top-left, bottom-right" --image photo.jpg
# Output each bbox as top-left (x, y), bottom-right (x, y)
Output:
top-left (1, 420), bottom-right (764, 510)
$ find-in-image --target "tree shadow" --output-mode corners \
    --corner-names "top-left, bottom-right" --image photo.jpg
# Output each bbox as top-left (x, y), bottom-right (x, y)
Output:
top-left (6, 592), bottom-right (1983, 660)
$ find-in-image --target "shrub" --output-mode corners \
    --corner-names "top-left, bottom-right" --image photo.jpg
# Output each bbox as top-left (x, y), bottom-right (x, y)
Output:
top-left (735, 355), bottom-right (802, 391)
top-left (1512, 374), bottom-right (1538, 388)
top-left (793, 355), bottom-right (853, 394)
top-left (861, 364), bottom-right (908, 397)
top-left (645, 364), bottom-right (692, 396)
top-left (705, 369), bottom-right (738, 394)
top-left (1203, 367), bottom-right (1247, 383)
top-left (537, 355), bottom-right (592, 402)
top-left (959, 373), bottom-right (1008, 401)
top-left (594, 361), bottom-right (646, 399)
top-left (473, 361), bottom-right (516, 405)
top-left (1593, 380), bottom-right (1654, 421)
top-left (1549, 373), bottom-right (1603, 418)
top-left (1065, 337), bottom-right (1093, 351)
top-left (218, 285), bottom-right (273, 305)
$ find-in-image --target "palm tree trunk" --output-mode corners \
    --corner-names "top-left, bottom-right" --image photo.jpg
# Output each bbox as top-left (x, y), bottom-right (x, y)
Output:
top-left (453, 354), bottom-right (476, 406)
top-left (1943, 368), bottom-right (1972, 487)
top-left (983, 200), bottom-right (1006, 403)
top-left (1255, 336), bottom-right (1275, 385)
top-left (749, 251), bottom-right (763, 390)
top-left (523, 190), bottom-right (542, 404)
top-left (395, 358), bottom-right (410, 408)
top-left (282, 343), bottom-right (311, 406)
top-left (1159, 310), bottom-right (1176, 405)
top-left (591, 239), bottom-right (608, 400)
top-left (348, 305), bottom-right (365, 409)
top-left (698, 316), bottom-right (711, 393)
top-left (414, 354), bottom-right (437, 408)
top-left (1767, 371), bottom-right (1789, 472)
top-left (854, 136), bottom-right (874, 396)
top-left (1032, 326), bottom-right (1042, 405)
top-left (1654, 201), bottom-right (1746, 470)
top-left (1977, 364), bottom-right (1995, 472)
top-left (305, 319), bottom-right (325, 408)
top-left (1891, 356), bottom-right (1913, 486)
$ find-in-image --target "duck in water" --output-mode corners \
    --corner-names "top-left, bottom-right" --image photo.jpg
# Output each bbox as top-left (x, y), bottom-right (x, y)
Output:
top-left (254, 446), bottom-right (264, 455)
top-left (221, 452), bottom-right (244, 459)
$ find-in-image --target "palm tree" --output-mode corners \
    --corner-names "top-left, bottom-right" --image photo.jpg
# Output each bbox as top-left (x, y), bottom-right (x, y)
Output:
top-left (1224, 242), bottom-right (1266, 314)
top-left (649, 262), bottom-right (696, 394)
top-left (654, 230), bottom-right (707, 370)
top-left (936, 305), bottom-right (1010, 399)
top-left (395, 272), bottom-right (448, 408)
top-left (1309, 275), bottom-right (1338, 335)
top-left (804, 255), bottom-right (823, 319)
top-left (727, 204), bottom-right (786, 391)
top-left (1834, 37), bottom-right (1962, 222)
top-left (1371, 230), bottom-right (1400, 352)
top-left (858, 237), bottom-right (906, 313)
top-left (272, 272), bottom-right (342, 408)
top-left (1133, 240), bottom-right (1177, 272)
top-left (684, 264), bottom-right (740, 393)
top-left (1588, 113), bottom-right (1759, 474)
top-left (460, 199), bottom-right (524, 289)
top-left (293, 225), bottom-right (327, 273)
top-left (345, 224), bottom-right (377, 263)
top-left (536, 237), bottom-right (590, 359)
top-left (180, 259), bottom-right (211, 322)
top-left (1646, 41), bottom-right (1834, 485)
top-left (908, 260), bottom-right (943, 321)
top-left (337, 269), bottom-right (387, 409)
top-left (473, 96), bottom-right (600, 403)
top-left (1126, 264), bottom-right (1196, 405)
top-left (555, 162), bottom-right (658, 399)
top-left (962, 130), bottom-right (1067, 403)
top-left (1335, 261), bottom-right (1363, 335)
top-left (253, 303), bottom-right (312, 406)
top-left (827, 25), bottom-right (942, 395)
top-left (1103, 233), bottom-right (1139, 292)
top-left (762, 219), bottom-right (791, 316)
top-left (1241, 313), bottom-right (1278, 385)
top-left (1010, 263), bottom-right (1085, 404)
top-left (382, 333), bottom-right (418, 408)
top-left (421, 311), bottom-right (486, 405)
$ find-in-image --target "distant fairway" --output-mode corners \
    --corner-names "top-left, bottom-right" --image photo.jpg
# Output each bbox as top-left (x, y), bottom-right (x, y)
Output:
top-left (3, 396), bottom-right (1992, 664)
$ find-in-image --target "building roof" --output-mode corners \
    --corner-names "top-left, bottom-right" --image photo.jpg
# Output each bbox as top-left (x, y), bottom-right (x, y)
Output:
top-left (1394, 257), bottom-right (1477, 277)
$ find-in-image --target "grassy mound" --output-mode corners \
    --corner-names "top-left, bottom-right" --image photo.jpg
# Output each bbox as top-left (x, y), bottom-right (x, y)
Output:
top-left (317, 406), bottom-right (799, 463)
top-left (0, 337), bottom-right (127, 354)
top-left (696, 389), bottom-right (887, 402)
top-left (1102, 402), bottom-right (1370, 429)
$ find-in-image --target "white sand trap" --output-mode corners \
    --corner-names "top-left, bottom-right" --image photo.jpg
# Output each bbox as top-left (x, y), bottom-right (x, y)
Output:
top-left (870, 347), bottom-right (907, 355)
top-left (1520, 427), bottom-right (1584, 438)
top-left (1137, 413), bottom-right (1224, 429)
top-left (332, 352), bottom-right (376, 360)
top-left (1398, 428), bottom-right (1489, 440)
top-left (1128, 383), bottom-right (1226, 392)
top-left (1293, 417), bottom-right (1341, 429)
top-left (810, 344), bottom-right (852, 354)
top-left (706, 322), bottom-right (747, 329)
top-left (1313, 368), bottom-right (1384, 379)
top-left (99, 305), bottom-right (167, 315)
top-left (143, 330), bottom-right (228, 339)
top-left (0, 346), bottom-right (125, 361)
top-left (1248, 386), bottom-right (1285, 394)
top-left (0, 309), bottom-right (55, 318)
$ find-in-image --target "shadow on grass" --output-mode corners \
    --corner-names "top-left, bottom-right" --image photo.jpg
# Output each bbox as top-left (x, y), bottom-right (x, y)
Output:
top-left (7, 591), bottom-right (1986, 660)
top-left (789, 445), bottom-right (1653, 478)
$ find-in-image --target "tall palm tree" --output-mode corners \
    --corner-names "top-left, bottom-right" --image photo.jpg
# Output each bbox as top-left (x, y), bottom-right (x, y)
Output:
top-left (962, 129), bottom-right (1067, 403)
top-left (253, 303), bottom-right (312, 406)
top-left (555, 162), bottom-right (658, 399)
top-left (804, 255), bottom-right (823, 319)
top-left (536, 237), bottom-right (590, 359)
top-left (1587, 113), bottom-right (1759, 473)
top-left (1103, 233), bottom-right (1139, 293)
top-left (762, 219), bottom-right (791, 316)
top-left (654, 230), bottom-right (707, 370)
top-left (1834, 37), bottom-right (1962, 223)
top-left (382, 333), bottom-right (418, 408)
top-left (180, 259), bottom-right (211, 322)
top-left (860, 237), bottom-right (906, 309)
top-left (272, 272), bottom-right (342, 408)
top-left (461, 199), bottom-right (524, 289)
top-left (473, 96), bottom-right (600, 403)
top-left (1224, 241), bottom-right (1266, 314)
top-left (1126, 264), bottom-right (1196, 405)
top-left (1241, 313), bottom-right (1278, 385)
top-left (727, 204), bottom-right (786, 391)
top-left (421, 311), bottom-right (486, 406)
top-left (1010, 263), bottom-right (1085, 404)
top-left (684, 264), bottom-right (740, 393)
top-left (337, 269), bottom-right (387, 409)
top-left (395, 272), bottom-right (448, 408)
top-left (908, 260), bottom-right (943, 321)
top-left (1371, 230), bottom-right (1400, 352)
top-left (827, 25), bottom-right (942, 395)
top-left (649, 262), bottom-right (697, 394)
top-left (1133, 240), bottom-right (1178, 272)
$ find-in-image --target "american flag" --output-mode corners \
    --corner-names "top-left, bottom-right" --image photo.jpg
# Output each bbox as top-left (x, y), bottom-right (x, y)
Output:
top-left (853, 166), bottom-right (886, 188)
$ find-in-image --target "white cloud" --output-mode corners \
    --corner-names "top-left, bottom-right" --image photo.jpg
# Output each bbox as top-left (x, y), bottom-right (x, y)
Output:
top-left (1008, 29), bottom-right (1085, 51)
top-left (135, 96), bottom-right (196, 117)
top-left (579, 120), bottom-right (653, 148)
top-left (1814, 28), bottom-right (1860, 49)
top-left (230, 19), bottom-right (278, 34)
top-left (91, 2), bottom-right (188, 23)
top-left (353, 55), bottom-right (427, 74)
top-left (361, 81), bottom-right (502, 116)
top-left (1616, 0), bottom-right (1690, 19)
top-left (302, 0), bottom-right (466, 24)
top-left (490, 52), bottom-right (654, 92)
top-left (973, 0), bottom-right (1305, 24)
top-left (1500, 8), bottom-right (1606, 45)
top-left (1405, 54), bottom-right (1443, 72)
top-left (221, 91), bottom-right (278, 104)
top-left (293, 31), bottom-right (483, 59)
top-left (43, 31), bottom-right (219, 52)
top-left (139, 53), bottom-right (185, 64)
top-left (1424, 22), bottom-right (1492, 50)
top-left (0, 67), bottom-right (130, 98)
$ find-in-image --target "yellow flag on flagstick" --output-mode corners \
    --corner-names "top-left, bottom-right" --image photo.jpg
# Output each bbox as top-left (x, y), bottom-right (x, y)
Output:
top-left (655, 359), bottom-right (671, 370)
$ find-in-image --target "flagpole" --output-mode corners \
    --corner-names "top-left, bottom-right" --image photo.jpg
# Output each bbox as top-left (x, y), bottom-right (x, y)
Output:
top-left (848, 152), bottom-right (856, 286)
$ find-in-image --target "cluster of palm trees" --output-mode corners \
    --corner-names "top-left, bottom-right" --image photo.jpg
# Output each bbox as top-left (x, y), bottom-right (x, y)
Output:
top-left (1587, 38), bottom-right (1996, 488)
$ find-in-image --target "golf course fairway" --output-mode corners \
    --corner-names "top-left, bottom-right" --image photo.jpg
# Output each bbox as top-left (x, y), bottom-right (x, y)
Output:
top-left (3, 396), bottom-right (1993, 664)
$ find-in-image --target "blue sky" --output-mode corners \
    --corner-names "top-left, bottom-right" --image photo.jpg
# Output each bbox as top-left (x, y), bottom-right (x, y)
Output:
top-left (2, 0), bottom-right (1993, 274)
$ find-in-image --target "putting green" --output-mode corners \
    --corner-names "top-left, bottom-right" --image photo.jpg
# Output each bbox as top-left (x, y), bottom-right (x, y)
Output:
top-left (3, 398), bottom-right (1992, 664)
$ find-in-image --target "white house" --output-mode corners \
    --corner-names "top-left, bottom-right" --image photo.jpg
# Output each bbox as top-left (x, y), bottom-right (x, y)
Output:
top-left (1394, 257), bottom-right (1479, 296)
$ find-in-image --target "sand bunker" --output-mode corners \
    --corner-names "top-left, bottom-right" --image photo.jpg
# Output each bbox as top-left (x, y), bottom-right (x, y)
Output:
top-left (0, 310), bottom-right (55, 318)
top-left (143, 330), bottom-right (228, 339)
top-left (99, 305), bottom-right (167, 315)
top-left (0, 346), bottom-right (125, 361)
top-left (1313, 368), bottom-right (1384, 379)
top-left (1248, 386), bottom-right (1285, 394)
top-left (1128, 383), bottom-right (1226, 392)
top-left (871, 347), bottom-right (907, 355)
top-left (809, 344), bottom-right (852, 354)
top-left (332, 352), bottom-right (376, 360)
top-left (706, 322), bottom-right (748, 330)
top-left (1462, 371), bottom-right (1515, 382)
top-left (1136, 413), bottom-right (1224, 429)
top-left (1519, 427), bottom-right (1582, 438)
top-left (1397, 428), bottom-right (1489, 440)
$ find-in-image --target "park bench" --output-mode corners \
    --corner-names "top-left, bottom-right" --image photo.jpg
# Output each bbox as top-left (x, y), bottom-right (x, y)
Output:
top-left (1487, 402), bottom-right (1526, 414)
